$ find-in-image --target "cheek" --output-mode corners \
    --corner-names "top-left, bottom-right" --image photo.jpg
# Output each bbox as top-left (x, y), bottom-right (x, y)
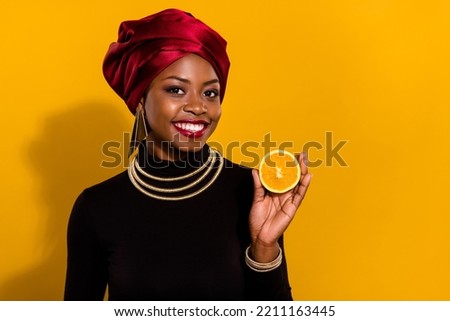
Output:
top-left (144, 101), bottom-right (174, 127)
top-left (208, 108), bottom-right (222, 134)
top-left (212, 106), bottom-right (222, 121)
top-left (144, 106), bottom-right (158, 128)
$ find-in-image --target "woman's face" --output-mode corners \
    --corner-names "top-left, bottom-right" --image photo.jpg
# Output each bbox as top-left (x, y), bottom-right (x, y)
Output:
top-left (143, 54), bottom-right (222, 160)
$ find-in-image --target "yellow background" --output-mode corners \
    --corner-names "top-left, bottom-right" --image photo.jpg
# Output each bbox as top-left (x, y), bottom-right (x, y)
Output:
top-left (1, 0), bottom-right (449, 300)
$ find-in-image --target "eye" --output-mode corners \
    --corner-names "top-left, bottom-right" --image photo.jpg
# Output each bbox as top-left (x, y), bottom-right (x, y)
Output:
top-left (166, 87), bottom-right (185, 95)
top-left (204, 89), bottom-right (219, 98)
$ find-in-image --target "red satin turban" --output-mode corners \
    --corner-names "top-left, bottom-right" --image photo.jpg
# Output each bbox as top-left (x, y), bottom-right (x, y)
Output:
top-left (103, 8), bottom-right (230, 114)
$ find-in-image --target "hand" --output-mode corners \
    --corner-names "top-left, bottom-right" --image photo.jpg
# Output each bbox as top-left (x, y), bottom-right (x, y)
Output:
top-left (249, 152), bottom-right (312, 262)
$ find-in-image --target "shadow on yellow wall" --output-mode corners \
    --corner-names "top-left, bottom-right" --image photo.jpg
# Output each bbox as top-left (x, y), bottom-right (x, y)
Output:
top-left (1, 103), bottom-right (129, 300)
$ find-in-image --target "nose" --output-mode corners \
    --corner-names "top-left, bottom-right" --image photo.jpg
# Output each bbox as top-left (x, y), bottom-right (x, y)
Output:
top-left (182, 94), bottom-right (206, 115)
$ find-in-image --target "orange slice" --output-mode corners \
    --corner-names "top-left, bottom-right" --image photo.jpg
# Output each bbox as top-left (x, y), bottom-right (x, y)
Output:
top-left (259, 150), bottom-right (301, 193)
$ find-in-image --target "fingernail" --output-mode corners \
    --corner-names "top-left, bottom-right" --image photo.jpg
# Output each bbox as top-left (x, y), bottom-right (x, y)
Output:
top-left (302, 152), bottom-right (309, 166)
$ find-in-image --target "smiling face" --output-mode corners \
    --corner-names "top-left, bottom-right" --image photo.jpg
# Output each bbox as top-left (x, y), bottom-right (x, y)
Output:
top-left (143, 54), bottom-right (222, 161)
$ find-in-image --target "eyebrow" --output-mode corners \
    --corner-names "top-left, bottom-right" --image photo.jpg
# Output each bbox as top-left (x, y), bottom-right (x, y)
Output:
top-left (163, 76), bottom-right (219, 86)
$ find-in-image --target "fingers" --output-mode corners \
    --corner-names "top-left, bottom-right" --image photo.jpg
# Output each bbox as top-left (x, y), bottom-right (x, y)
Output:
top-left (281, 170), bottom-right (312, 216)
top-left (250, 152), bottom-right (313, 246)
top-left (291, 152), bottom-right (309, 195)
top-left (298, 152), bottom-right (309, 184)
top-left (292, 172), bottom-right (312, 207)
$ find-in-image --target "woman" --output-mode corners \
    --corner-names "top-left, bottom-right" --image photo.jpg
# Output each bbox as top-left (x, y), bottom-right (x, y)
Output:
top-left (64, 8), bottom-right (311, 300)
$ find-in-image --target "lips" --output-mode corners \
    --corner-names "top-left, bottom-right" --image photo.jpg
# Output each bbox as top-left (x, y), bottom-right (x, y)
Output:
top-left (173, 120), bottom-right (209, 138)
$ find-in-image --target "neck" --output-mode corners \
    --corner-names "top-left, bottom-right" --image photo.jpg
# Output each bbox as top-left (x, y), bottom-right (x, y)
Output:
top-left (145, 140), bottom-right (207, 162)
top-left (148, 142), bottom-right (187, 161)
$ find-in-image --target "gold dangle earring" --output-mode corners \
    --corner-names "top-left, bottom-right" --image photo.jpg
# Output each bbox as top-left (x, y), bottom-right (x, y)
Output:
top-left (128, 103), bottom-right (149, 159)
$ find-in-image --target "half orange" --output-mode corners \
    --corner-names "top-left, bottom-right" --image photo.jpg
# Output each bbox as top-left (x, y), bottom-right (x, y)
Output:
top-left (259, 150), bottom-right (301, 193)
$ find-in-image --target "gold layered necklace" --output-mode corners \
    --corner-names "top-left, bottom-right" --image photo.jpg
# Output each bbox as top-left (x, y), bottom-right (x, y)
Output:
top-left (127, 146), bottom-right (224, 201)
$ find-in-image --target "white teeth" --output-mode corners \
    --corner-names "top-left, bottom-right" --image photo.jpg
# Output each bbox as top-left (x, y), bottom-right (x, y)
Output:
top-left (174, 122), bottom-right (205, 132)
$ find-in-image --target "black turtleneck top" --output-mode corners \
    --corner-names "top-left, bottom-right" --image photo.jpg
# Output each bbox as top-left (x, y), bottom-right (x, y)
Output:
top-left (64, 144), bottom-right (292, 300)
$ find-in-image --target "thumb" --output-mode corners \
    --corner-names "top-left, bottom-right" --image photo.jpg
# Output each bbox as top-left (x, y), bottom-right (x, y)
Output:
top-left (252, 169), bottom-right (265, 202)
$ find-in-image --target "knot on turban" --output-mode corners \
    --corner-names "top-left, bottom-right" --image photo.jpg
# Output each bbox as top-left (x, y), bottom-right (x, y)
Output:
top-left (103, 8), bottom-right (230, 114)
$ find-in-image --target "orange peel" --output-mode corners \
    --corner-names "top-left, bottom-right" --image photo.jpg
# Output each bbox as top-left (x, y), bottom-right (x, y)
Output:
top-left (259, 149), bottom-right (301, 193)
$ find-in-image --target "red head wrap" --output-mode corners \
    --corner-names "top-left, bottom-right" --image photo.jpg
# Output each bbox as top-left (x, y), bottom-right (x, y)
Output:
top-left (103, 9), bottom-right (230, 114)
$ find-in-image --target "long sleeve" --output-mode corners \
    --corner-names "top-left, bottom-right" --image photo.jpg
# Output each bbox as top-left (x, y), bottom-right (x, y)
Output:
top-left (63, 152), bottom-right (295, 300)
top-left (236, 173), bottom-right (293, 300)
top-left (244, 236), bottom-right (293, 300)
top-left (64, 191), bottom-right (107, 300)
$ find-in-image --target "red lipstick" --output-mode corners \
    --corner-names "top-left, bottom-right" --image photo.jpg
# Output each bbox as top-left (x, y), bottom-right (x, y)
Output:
top-left (172, 120), bottom-right (209, 138)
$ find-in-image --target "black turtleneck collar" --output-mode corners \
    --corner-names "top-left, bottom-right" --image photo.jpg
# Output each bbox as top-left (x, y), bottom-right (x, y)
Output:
top-left (136, 141), bottom-right (211, 176)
